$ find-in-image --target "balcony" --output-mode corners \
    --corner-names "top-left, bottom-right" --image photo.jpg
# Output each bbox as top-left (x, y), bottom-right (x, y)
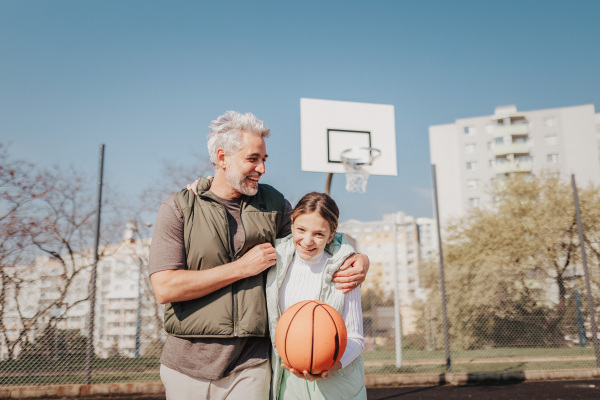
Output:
top-left (493, 142), bottom-right (531, 157)
top-left (493, 124), bottom-right (529, 138)
top-left (494, 160), bottom-right (533, 174)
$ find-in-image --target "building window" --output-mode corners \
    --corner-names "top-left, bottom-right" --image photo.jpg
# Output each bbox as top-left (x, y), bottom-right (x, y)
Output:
top-left (465, 143), bottom-right (476, 154)
top-left (494, 137), bottom-right (504, 145)
top-left (468, 197), bottom-right (480, 207)
top-left (516, 155), bottom-right (533, 163)
top-left (466, 161), bottom-right (477, 170)
top-left (545, 135), bottom-right (558, 145)
top-left (464, 126), bottom-right (476, 135)
top-left (467, 179), bottom-right (478, 189)
top-left (489, 159), bottom-right (495, 168)
top-left (544, 117), bottom-right (557, 128)
top-left (547, 154), bottom-right (559, 163)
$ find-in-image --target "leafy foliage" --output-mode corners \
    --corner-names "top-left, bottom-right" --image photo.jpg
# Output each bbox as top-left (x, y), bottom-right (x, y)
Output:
top-left (421, 174), bottom-right (600, 350)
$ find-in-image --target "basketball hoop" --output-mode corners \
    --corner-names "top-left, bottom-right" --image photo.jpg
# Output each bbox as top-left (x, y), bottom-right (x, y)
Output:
top-left (340, 147), bottom-right (381, 193)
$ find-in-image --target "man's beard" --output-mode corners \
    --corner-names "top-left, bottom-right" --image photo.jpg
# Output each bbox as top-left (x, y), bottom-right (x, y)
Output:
top-left (225, 167), bottom-right (259, 196)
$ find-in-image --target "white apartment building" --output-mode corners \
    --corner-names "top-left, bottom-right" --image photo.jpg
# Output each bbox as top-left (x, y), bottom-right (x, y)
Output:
top-left (338, 212), bottom-right (421, 305)
top-left (429, 104), bottom-right (600, 223)
top-left (416, 217), bottom-right (438, 261)
top-left (0, 227), bottom-right (161, 360)
top-left (94, 235), bottom-right (162, 358)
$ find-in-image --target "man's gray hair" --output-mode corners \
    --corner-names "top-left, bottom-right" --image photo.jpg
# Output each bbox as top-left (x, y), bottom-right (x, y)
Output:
top-left (207, 111), bottom-right (270, 167)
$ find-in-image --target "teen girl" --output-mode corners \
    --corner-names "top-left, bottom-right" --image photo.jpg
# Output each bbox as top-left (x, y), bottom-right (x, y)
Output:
top-left (266, 192), bottom-right (367, 400)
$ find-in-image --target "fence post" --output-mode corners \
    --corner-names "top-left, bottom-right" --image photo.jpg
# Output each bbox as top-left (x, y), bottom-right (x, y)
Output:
top-left (571, 174), bottom-right (600, 368)
top-left (392, 216), bottom-right (402, 368)
top-left (575, 289), bottom-right (586, 347)
top-left (86, 144), bottom-right (105, 384)
top-left (431, 164), bottom-right (451, 372)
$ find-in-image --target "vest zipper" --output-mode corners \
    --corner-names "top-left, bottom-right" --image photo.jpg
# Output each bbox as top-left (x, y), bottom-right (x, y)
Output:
top-left (215, 199), bottom-right (239, 338)
top-left (232, 198), bottom-right (248, 337)
top-left (232, 254), bottom-right (239, 337)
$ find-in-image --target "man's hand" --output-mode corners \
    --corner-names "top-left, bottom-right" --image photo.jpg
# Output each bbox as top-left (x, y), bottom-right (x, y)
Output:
top-left (281, 361), bottom-right (341, 381)
top-left (237, 243), bottom-right (277, 276)
top-left (150, 243), bottom-right (276, 304)
top-left (332, 253), bottom-right (369, 293)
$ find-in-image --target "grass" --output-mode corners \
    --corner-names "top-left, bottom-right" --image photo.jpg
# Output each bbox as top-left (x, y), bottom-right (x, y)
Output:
top-left (362, 346), bottom-right (598, 375)
top-left (0, 356), bottom-right (160, 373)
top-left (365, 360), bottom-right (599, 375)
top-left (0, 371), bottom-right (161, 386)
top-left (0, 357), bottom-right (161, 386)
top-left (363, 346), bottom-right (596, 362)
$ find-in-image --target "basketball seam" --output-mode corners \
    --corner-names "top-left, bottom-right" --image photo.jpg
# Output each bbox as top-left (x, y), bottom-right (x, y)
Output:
top-left (320, 305), bottom-right (341, 366)
top-left (310, 304), bottom-right (316, 374)
top-left (284, 300), bottom-right (319, 373)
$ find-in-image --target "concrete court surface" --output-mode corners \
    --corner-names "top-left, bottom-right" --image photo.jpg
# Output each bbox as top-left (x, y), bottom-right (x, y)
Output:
top-left (54, 379), bottom-right (600, 400)
top-left (366, 379), bottom-right (600, 399)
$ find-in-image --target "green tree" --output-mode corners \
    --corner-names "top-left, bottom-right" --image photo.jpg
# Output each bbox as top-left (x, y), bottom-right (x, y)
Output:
top-left (422, 174), bottom-right (600, 350)
top-left (361, 287), bottom-right (395, 338)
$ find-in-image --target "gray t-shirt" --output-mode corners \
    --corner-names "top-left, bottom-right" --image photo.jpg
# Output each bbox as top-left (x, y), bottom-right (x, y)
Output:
top-left (148, 192), bottom-right (292, 380)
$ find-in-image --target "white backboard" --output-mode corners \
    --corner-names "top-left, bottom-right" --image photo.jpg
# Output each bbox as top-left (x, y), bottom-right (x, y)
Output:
top-left (300, 98), bottom-right (397, 176)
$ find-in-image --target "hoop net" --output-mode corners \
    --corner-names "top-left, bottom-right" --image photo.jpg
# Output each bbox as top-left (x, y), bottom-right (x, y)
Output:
top-left (340, 147), bottom-right (381, 193)
top-left (342, 161), bottom-right (370, 193)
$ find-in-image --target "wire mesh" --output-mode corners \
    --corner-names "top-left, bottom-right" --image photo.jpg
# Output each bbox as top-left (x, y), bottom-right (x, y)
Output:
top-left (360, 268), bottom-right (600, 375)
top-left (1, 250), bottom-right (598, 387)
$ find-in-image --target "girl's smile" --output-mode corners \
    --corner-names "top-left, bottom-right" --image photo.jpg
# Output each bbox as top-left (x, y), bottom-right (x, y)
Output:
top-left (292, 212), bottom-right (335, 260)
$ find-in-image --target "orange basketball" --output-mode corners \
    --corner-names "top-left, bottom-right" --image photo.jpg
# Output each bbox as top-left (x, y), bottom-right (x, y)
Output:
top-left (275, 300), bottom-right (347, 375)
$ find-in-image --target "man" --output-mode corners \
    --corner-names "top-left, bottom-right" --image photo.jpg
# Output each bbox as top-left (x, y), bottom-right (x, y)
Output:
top-left (149, 111), bottom-right (369, 399)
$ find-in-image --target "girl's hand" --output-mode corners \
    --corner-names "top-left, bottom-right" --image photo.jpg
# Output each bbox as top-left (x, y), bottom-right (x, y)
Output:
top-left (281, 361), bottom-right (342, 381)
top-left (281, 362), bottom-right (305, 379)
top-left (313, 361), bottom-right (342, 380)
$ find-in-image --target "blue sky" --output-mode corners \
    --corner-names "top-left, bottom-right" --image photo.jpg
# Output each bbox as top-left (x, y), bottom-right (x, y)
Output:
top-left (2, 1), bottom-right (599, 223)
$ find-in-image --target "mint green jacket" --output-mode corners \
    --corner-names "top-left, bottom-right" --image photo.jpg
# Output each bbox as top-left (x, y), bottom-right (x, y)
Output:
top-left (266, 233), bottom-right (367, 400)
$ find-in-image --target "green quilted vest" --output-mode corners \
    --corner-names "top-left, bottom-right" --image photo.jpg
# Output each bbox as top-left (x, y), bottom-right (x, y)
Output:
top-left (163, 178), bottom-right (285, 338)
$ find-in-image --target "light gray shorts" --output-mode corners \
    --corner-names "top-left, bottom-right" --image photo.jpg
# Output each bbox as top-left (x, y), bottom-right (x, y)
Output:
top-left (160, 360), bottom-right (271, 400)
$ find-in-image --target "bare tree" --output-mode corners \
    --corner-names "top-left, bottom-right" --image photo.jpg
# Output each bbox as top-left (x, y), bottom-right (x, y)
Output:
top-left (138, 153), bottom-right (213, 215)
top-left (0, 144), bottom-right (52, 359)
top-left (0, 146), bottom-right (123, 360)
top-left (1, 143), bottom-right (213, 363)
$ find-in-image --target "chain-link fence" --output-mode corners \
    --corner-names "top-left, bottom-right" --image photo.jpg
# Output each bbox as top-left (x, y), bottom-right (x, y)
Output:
top-left (1, 268), bottom-right (598, 387)
top-left (2, 187), bottom-right (600, 388)
top-left (360, 277), bottom-right (600, 376)
top-left (0, 239), bottom-right (164, 387)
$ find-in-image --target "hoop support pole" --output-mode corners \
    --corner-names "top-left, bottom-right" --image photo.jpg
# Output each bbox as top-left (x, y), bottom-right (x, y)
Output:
top-left (325, 173), bottom-right (333, 195)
